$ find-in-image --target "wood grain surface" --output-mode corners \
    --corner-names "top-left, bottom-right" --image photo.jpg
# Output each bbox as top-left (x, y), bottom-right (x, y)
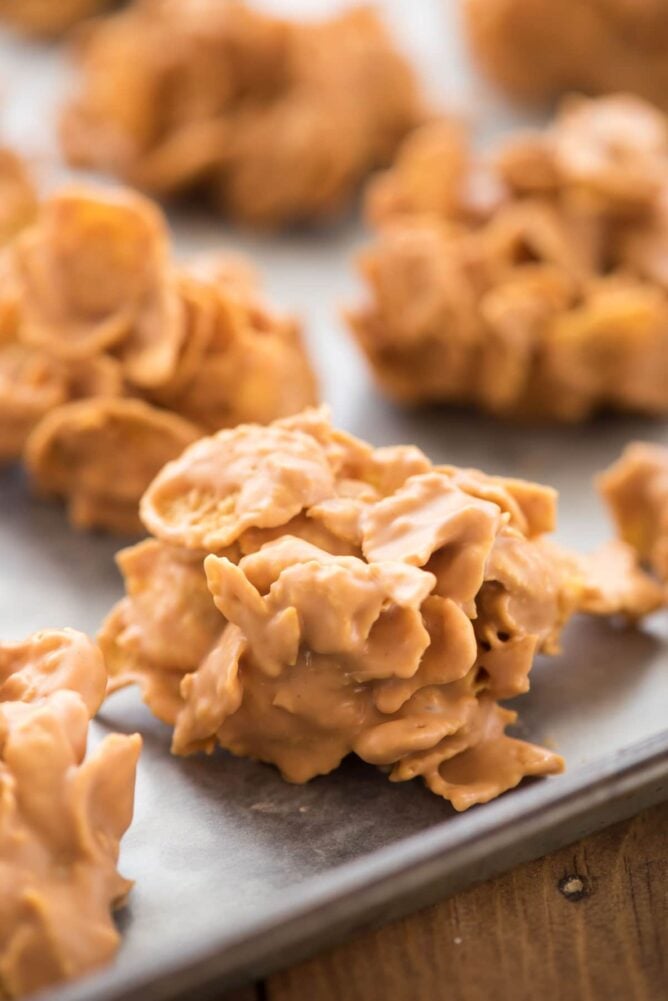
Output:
top-left (222, 801), bottom-right (667, 1001)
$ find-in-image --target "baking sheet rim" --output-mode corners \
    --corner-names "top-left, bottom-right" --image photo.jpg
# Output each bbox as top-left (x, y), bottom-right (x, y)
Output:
top-left (43, 728), bottom-right (668, 1001)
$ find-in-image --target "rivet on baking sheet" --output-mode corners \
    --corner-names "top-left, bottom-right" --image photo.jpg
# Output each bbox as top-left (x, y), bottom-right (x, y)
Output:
top-left (558, 874), bottom-right (590, 901)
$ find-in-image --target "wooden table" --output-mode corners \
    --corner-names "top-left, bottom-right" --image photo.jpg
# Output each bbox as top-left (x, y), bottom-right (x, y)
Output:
top-left (223, 801), bottom-right (667, 1001)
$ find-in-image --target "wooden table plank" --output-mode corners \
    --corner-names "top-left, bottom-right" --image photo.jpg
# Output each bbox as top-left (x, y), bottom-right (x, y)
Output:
top-left (263, 802), bottom-right (667, 1001)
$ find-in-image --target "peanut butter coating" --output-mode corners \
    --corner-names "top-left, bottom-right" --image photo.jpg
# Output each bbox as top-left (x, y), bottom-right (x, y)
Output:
top-left (60, 0), bottom-right (424, 228)
top-left (0, 186), bottom-right (317, 532)
top-left (101, 409), bottom-right (660, 810)
top-left (600, 442), bottom-right (668, 583)
top-left (464, 0), bottom-right (668, 112)
top-left (350, 95), bottom-right (668, 421)
top-left (0, 630), bottom-right (141, 999)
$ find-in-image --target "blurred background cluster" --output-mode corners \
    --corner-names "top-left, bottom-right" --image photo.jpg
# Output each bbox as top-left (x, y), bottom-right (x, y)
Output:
top-left (1, 0), bottom-right (668, 538)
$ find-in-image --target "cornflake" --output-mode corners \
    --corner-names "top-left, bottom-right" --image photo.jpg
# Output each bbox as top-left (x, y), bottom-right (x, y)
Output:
top-left (100, 408), bottom-right (661, 810)
top-left (0, 186), bottom-right (317, 533)
top-left (349, 95), bottom-right (668, 421)
top-left (61, 0), bottom-right (425, 228)
top-left (463, 0), bottom-right (668, 112)
top-left (600, 441), bottom-right (668, 583)
top-left (0, 629), bottom-right (141, 999)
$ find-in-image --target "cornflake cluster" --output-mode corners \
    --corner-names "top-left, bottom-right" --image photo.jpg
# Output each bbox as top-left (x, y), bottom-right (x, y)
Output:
top-left (99, 408), bottom-right (661, 811)
top-left (0, 0), bottom-right (113, 36)
top-left (0, 185), bottom-right (316, 533)
top-left (601, 442), bottom-right (668, 583)
top-left (349, 94), bottom-right (668, 421)
top-left (0, 629), bottom-right (141, 999)
top-left (61, 0), bottom-right (424, 228)
top-left (464, 0), bottom-right (668, 112)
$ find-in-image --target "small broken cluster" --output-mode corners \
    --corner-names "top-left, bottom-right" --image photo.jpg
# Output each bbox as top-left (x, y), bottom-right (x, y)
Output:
top-left (99, 408), bottom-right (661, 811)
top-left (0, 629), bottom-right (141, 999)
top-left (601, 442), bottom-right (668, 584)
top-left (0, 185), bottom-right (317, 533)
top-left (463, 0), bottom-right (668, 112)
top-left (349, 94), bottom-right (668, 421)
top-left (60, 0), bottom-right (424, 228)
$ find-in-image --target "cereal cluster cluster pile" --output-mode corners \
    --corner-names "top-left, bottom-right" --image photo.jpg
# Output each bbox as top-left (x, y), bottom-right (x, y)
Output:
top-left (101, 409), bottom-right (660, 809)
top-left (0, 630), bottom-right (140, 999)
top-left (350, 95), bottom-right (668, 420)
top-left (0, 186), bottom-right (316, 532)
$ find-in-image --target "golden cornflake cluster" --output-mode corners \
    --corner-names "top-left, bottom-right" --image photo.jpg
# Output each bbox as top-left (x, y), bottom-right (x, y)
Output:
top-left (0, 0), bottom-right (114, 37)
top-left (0, 629), bottom-right (141, 999)
top-left (600, 441), bottom-right (668, 583)
top-left (463, 0), bottom-right (668, 111)
top-left (349, 94), bottom-right (668, 421)
top-left (0, 185), bottom-right (317, 533)
top-left (100, 408), bottom-right (661, 811)
top-left (60, 0), bottom-right (425, 228)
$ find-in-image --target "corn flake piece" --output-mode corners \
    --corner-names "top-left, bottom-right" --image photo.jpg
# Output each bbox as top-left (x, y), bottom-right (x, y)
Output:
top-left (141, 421), bottom-right (336, 551)
top-left (0, 342), bottom-right (68, 464)
top-left (25, 397), bottom-right (200, 534)
top-left (16, 187), bottom-right (174, 367)
top-left (600, 442), bottom-right (668, 582)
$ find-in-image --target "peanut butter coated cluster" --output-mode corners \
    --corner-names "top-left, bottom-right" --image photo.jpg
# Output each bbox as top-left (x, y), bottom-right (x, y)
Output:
top-left (0, 186), bottom-right (316, 533)
top-left (60, 0), bottom-right (424, 228)
top-left (464, 0), bottom-right (668, 111)
top-left (350, 94), bottom-right (668, 421)
top-left (0, 629), bottom-right (141, 999)
top-left (601, 442), bottom-right (668, 583)
top-left (100, 409), bottom-right (660, 810)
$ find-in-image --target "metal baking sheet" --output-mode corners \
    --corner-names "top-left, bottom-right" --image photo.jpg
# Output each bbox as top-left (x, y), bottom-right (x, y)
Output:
top-left (1, 2), bottom-right (667, 1000)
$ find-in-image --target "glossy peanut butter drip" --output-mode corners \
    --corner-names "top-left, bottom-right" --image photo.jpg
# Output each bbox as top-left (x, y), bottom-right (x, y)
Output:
top-left (0, 185), bottom-right (316, 532)
top-left (100, 409), bottom-right (661, 810)
top-left (0, 0), bottom-right (114, 36)
top-left (60, 0), bottom-right (424, 228)
top-left (600, 442), bottom-right (668, 583)
top-left (349, 94), bottom-right (668, 421)
top-left (0, 629), bottom-right (141, 999)
top-left (464, 0), bottom-right (668, 111)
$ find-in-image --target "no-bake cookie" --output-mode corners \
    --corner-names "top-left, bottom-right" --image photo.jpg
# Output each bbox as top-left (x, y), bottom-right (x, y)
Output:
top-left (464, 0), bottom-right (668, 111)
top-left (100, 408), bottom-right (660, 811)
top-left (0, 185), bottom-right (317, 532)
top-left (600, 442), bottom-right (668, 583)
top-left (349, 95), bottom-right (668, 420)
top-left (0, 629), bottom-right (141, 999)
top-left (61, 0), bottom-right (424, 228)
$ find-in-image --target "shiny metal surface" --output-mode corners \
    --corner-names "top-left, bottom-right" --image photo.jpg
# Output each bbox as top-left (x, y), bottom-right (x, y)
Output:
top-left (1, 3), bottom-right (667, 1000)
